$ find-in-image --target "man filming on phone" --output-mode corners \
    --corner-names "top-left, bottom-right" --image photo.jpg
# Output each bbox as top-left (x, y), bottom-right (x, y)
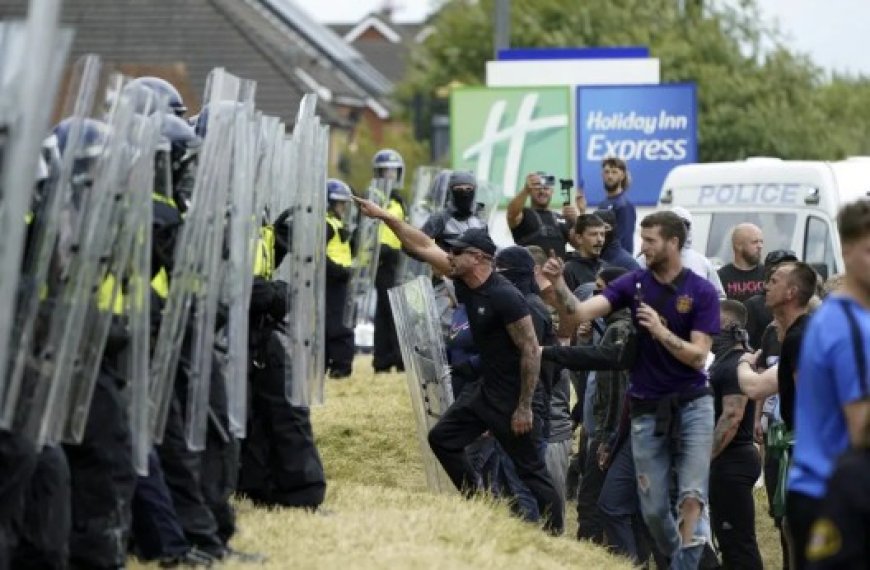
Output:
top-left (507, 172), bottom-right (586, 259)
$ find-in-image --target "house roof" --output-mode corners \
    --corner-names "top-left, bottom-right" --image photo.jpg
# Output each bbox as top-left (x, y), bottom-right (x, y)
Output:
top-left (0, 0), bottom-right (397, 126)
top-left (327, 13), bottom-right (428, 85)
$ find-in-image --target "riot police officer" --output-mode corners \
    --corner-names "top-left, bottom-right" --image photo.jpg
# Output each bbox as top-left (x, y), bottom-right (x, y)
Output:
top-left (325, 179), bottom-right (355, 379)
top-left (372, 149), bottom-right (407, 373)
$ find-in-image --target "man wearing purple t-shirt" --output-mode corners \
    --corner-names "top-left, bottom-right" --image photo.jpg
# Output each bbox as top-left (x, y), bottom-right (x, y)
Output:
top-left (543, 211), bottom-right (719, 569)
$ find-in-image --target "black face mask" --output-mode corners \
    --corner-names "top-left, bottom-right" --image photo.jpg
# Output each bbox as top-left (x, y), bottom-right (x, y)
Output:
top-left (712, 323), bottom-right (750, 359)
top-left (451, 189), bottom-right (475, 216)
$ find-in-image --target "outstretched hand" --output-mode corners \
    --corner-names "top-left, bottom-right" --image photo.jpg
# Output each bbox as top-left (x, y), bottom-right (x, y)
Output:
top-left (352, 195), bottom-right (387, 220)
top-left (541, 249), bottom-right (565, 283)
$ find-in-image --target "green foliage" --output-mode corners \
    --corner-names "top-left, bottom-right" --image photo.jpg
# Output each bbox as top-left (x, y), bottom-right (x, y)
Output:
top-left (400, 0), bottom-right (870, 162)
top-left (333, 120), bottom-right (430, 201)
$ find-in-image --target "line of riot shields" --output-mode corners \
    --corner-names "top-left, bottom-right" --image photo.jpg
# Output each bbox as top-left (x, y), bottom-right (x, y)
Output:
top-left (0, 15), bottom-right (331, 476)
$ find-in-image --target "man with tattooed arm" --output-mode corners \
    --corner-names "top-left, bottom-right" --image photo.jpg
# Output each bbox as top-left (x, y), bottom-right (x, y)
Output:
top-left (353, 197), bottom-right (564, 535)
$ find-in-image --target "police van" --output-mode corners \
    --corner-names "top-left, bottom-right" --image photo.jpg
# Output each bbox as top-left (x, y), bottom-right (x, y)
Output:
top-left (656, 157), bottom-right (870, 279)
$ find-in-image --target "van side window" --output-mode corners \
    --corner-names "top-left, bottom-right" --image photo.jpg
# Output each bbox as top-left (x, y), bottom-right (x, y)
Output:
top-left (706, 213), bottom-right (796, 264)
top-left (804, 216), bottom-right (836, 279)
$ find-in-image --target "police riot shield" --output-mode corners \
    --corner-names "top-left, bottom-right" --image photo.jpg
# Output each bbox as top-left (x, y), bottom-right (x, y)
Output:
top-left (388, 276), bottom-right (455, 494)
top-left (278, 94), bottom-right (329, 407)
top-left (126, 109), bottom-right (163, 474)
top-left (342, 176), bottom-right (394, 329)
top-left (0, 2), bottom-right (73, 430)
top-left (185, 72), bottom-right (256, 451)
top-left (395, 166), bottom-right (447, 284)
top-left (220, 107), bottom-right (264, 438)
top-left (60, 81), bottom-right (165, 445)
top-left (149, 68), bottom-right (249, 447)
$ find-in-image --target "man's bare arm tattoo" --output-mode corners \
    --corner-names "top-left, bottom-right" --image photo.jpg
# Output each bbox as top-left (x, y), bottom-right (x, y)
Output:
top-left (505, 316), bottom-right (541, 410)
top-left (554, 280), bottom-right (579, 315)
top-left (712, 394), bottom-right (747, 457)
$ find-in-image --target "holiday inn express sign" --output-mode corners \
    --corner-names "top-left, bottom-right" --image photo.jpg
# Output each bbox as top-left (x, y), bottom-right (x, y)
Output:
top-left (450, 87), bottom-right (572, 206)
top-left (451, 83), bottom-right (697, 206)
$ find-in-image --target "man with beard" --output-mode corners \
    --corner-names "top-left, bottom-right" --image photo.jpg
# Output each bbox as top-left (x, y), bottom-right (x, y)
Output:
top-left (543, 211), bottom-right (719, 567)
top-left (354, 195), bottom-right (564, 534)
top-left (594, 209), bottom-right (639, 271)
top-left (562, 214), bottom-right (609, 292)
top-left (718, 224), bottom-right (766, 302)
top-left (597, 158), bottom-right (636, 254)
top-left (638, 207), bottom-right (725, 299)
top-left (709, 300), bottom-right (763, 569)
top-left (507, 172), bottom-right (579, 259)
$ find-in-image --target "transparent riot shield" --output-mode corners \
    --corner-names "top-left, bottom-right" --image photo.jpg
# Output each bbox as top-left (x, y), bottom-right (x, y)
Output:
top-left (342, 177), bottom-right (394, 329)
top-left (395, 166), bottom-right (447, 284)
top-left (60, 84), bottom-right (164, 445)
top-left (126, 111), bottom-right (163, 474)
top-left (185, 73), bottom-right (256, 451)
top-left (220, 107), bottom-right (262, 438)
top-left (0, 2), bottom-right (73, 430)
top-left (149, 68), bottom-right (251, 448)
top-left (277, 94), bottom-right (328, 407)
top-left (388, 276), bottom-right (455, 494)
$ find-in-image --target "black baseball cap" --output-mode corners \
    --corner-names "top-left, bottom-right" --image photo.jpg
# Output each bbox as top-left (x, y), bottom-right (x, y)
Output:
top-left (445, 228), bottom-right (497, 256)
top-left (764, 249), bottom-right (799, 268)
top-left (495, 246), bottom-right (535, 275)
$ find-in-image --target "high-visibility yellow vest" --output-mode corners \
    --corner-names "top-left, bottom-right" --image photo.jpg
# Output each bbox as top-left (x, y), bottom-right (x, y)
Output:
top-left (378, 197), bottom-right (404, 250)
top-left (254, 226), bottom-right (276, 279)
top-left (326, 214), bottom-right (352, 267)
top-left (151, 267), bottom-right (170, 300)
top-left (97, 274), bottom-right (126, 315)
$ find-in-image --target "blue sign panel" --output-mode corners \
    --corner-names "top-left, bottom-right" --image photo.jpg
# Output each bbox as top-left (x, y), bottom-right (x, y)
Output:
top-left (497, 46), bottom-right (650, 61)
top-left (576, 84), bottom-right (697, 206)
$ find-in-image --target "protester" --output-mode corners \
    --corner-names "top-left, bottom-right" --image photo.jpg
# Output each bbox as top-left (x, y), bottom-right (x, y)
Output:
top-left (708, 300), bottom-right (763, 569)
top-left (787, 200), bottom-right (870, 570)
top-left (355, 195), bottom-right (564, 534)
top-left (507, 172), bottom-right (579, 259)
top-left (544, 210), bottom-right (719, 567)
top-left (596, 157), bottom-right (636, 254)
top-left (718, 224), bottom-right (766, 302)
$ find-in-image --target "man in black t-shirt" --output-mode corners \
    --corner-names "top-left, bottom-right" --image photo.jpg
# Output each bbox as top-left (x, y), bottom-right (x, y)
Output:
top-left (506, 172), bottom-right (582, 259)
top-left (353, 197), bottom-right (564, 534)
top-left (718, 224), bottom-right (765, 302)
top-left (744, 249), bottom-right (798, 348)
top-left (709, 300), bottom-right (763, 569)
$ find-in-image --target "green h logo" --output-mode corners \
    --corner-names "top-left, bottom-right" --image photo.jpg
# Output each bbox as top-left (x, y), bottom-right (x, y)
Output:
top-left (451, 87), bottom-right (572, 205)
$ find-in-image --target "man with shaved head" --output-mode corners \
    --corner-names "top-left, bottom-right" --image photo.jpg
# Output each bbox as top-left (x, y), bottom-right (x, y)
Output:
top-left (718, 224), bottom-right (765, 302)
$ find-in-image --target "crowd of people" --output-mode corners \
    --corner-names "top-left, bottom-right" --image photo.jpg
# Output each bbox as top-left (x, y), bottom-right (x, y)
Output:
top-left (3, 43), bottom-right (868, 570)
top-left (354, 158), bottom-right (870, 570)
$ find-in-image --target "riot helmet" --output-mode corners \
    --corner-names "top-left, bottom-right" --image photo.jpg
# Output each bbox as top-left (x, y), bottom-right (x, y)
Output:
top-left (128, 76), bottom-right (187, 117)
top-left (372, 148), bottom-right (404, 189)
top-left (51, 117), bottom-right (110, 187)
top-left (327, 178), bottom-right (353, 219)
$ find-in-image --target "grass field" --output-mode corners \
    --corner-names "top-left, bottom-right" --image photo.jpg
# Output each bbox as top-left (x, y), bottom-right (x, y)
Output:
top-left (133, 355), bottom-right (785, 569)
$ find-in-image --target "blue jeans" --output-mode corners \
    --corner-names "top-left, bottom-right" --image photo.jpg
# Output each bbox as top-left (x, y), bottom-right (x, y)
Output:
top-left (631, 395), bottom-right (714, 570)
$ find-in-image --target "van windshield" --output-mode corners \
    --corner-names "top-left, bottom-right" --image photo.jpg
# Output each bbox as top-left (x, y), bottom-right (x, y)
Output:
top-left (705, 213), bottom-right (797, 264)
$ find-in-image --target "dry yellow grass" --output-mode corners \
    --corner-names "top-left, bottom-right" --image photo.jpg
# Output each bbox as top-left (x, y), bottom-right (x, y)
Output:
top-left (131, 355), bottom-right (786, 569)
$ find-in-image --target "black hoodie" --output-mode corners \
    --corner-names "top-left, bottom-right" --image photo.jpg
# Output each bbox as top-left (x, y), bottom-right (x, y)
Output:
top-left (562, 251), bottom-right (608, 291)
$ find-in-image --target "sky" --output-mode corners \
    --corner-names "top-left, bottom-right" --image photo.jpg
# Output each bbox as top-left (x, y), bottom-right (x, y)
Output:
top-left (297, 0), bottom-right (870, 76)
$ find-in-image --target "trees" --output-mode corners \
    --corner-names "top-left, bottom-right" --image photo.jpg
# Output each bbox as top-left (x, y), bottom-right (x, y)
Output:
top-left (399, 0), bottom-right (870, 161)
